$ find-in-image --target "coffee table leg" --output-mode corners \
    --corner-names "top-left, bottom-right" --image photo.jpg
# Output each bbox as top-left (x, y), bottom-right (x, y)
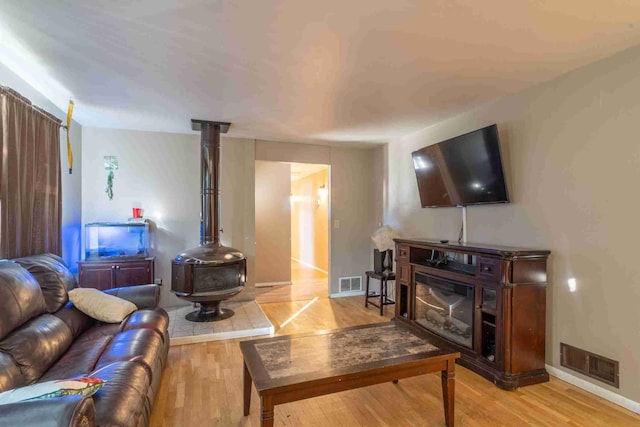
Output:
top-left (243, 361), bottom-right (251, 416)
top-left (260, 394), bottom-right (274, 427)
top-left (441, 359), bottom-right (455, 427)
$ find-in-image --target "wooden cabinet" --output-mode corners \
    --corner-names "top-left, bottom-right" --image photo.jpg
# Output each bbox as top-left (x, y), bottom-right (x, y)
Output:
top-left (78, 257), bottom-right (155, 290)
top-left (394, 239), bottom-right (550, 390)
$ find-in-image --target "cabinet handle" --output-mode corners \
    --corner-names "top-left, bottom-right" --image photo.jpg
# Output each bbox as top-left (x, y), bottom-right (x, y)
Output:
top-left (476, 305), bottom-right (483, 310)
top-left (111, 265), bottom-right (115, 269)
top-left (482, 266), bottom-right (492, 272)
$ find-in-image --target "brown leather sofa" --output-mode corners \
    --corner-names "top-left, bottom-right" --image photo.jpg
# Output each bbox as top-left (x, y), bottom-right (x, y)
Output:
top-left (0, 254), bottom-right (170, 427)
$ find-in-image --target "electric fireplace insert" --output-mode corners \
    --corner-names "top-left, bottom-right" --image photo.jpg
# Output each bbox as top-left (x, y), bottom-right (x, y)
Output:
top-left (414, 272), bottom-right (474, 349)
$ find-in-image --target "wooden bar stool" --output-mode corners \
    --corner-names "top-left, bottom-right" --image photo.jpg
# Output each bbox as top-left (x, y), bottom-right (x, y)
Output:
top-left (364, 271), bottom-right (396, 315)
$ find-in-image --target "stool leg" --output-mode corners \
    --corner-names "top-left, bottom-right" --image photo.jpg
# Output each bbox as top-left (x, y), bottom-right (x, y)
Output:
top-left (365, 275), bottom-right (370, 308)
top-left (380, 278), bottom-right (384, 316)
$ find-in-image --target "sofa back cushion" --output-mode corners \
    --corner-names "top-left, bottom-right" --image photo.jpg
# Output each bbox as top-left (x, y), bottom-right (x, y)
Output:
top-left (0, 262), bottom-right (46, 340)
top-left (53, 302), bottom-right (95, 340)
top-left (13, 253), bottom-right (77, 313)
top-left (0, 314), bottom-right (73, 384)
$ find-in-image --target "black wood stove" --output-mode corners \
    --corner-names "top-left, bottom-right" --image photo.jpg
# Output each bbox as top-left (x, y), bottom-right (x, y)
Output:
top-left (171, 120), bottom-right (246, 322)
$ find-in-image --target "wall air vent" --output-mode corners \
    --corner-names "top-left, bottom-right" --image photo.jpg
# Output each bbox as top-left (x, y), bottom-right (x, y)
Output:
top-left (560, 343), bottom-right (619, 388)
top-left (339, 276), bottom-right (362, 293)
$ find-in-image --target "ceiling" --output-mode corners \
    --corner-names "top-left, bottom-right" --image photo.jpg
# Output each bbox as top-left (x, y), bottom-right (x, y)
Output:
top-left (290, 162), bottom-right (328, 182)
top-left (1, 1), bottom-right (640, 145)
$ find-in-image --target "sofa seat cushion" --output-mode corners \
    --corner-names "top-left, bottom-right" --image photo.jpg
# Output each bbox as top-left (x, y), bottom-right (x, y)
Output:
top-left (122, 308), bottom-right (170, 342)
top-left (89, 362), bottom-right (150, 427)
top-left (74, 323), bottom-right (122, 345)
top-left (0, 352), bottom-right (25, 393)
top-left (39, 335), bottom-right (113, 382)
top-left (0, 262), bottom-right (46, 340)
top-left (0, 314), bottom-right (73, 384)
top-left (69, 288), bottom-right (138, 323)
top-left (13, 253), bottom-right (77, 313)
top-left (95, 329), bottom-right (164, 379)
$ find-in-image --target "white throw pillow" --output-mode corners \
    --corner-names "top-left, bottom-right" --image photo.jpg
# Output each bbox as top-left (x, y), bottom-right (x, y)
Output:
top-left (0, 377), bottom-right (106, 405)
top-left (68, 288), bottom-right (137, 323)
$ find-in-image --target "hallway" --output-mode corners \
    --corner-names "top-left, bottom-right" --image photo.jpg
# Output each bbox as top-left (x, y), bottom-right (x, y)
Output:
top-left (255, 260), bottom-right (328, 304)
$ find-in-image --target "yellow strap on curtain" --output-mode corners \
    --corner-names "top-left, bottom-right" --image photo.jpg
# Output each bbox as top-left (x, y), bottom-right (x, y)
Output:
top-left (66, 99), bottom-right (74, 174)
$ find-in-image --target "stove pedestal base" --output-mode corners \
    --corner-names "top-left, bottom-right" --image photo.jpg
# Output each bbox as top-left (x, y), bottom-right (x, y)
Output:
top-left (186, 301), bottom-right (235, 322)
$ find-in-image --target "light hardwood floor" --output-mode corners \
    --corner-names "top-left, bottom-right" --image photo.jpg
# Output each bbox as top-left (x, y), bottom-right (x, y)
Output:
top-left (255, 260), bottom-right (328, 304)
top-left (150, 295), bottom-right (640, 426)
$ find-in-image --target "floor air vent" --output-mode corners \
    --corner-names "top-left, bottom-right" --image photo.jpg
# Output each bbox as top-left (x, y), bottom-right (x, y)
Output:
top-left (339, 276), bottom-right (362, 293)
top-left (560, 343), bottom-right (619, 388)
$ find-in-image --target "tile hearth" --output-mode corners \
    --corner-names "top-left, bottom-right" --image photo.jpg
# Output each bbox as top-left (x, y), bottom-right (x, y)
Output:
top-left (167, 300), bottom-right (274, 346)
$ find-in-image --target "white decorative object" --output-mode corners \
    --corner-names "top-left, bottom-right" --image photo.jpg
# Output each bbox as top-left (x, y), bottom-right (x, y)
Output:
top-left (68, 288), bottom-right (137, 323)
top-left (371, 226), bottom-right (395, 252)
top-left (372, 226), bottom-right (396, 275)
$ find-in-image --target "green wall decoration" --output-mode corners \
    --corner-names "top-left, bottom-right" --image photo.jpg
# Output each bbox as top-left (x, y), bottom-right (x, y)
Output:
top-left (104, 155), bottom-right (118, 200)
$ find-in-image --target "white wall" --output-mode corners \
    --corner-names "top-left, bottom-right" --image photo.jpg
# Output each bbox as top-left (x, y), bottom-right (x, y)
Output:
top-left (255, 161), bottom-right (291, 284)
top-left (385, 43), bottom-right (640, 403)
top-left (255, 140), bottom-right (378, 295)
top-left (81, 130), bottom-right (375, 303)
top-left (0, 63), bottom-right (82, 270)
top-left (81, 127), bottom-right (255, 306)
top-left (330, 147), bottom-right (378, 295)
top-left (220, 133), bottom-right (257, 300)
top-left (256, 140), bottom-right (331, 164)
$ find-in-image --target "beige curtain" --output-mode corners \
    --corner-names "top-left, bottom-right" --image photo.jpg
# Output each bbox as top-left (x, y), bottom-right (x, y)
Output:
top-left (0, 87), bottom-right (62, 258)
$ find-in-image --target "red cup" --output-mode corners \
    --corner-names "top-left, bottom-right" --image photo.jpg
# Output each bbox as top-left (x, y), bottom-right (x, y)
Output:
top-left (132, 208), bottom-right (142, 218)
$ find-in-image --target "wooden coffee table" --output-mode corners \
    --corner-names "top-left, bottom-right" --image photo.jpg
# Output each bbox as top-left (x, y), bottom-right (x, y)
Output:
top-left (240, 321), bottom-right (460, 426)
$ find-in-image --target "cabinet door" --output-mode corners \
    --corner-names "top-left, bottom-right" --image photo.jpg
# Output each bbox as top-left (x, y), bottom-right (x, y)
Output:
top-left (114, 261), bottom-right (152, 287)
top-left (79, 264), bottom-right (114, 290)
top-left (475, 283), bottom-right (502, 368)
top-left (397, 262), bottom-right (411, 284)
top-left (395, 262), bottom-right (412, 320)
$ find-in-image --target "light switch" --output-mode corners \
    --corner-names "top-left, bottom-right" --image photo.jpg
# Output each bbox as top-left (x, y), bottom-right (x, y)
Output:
top-left (334, 220), bottom-right (340, 229)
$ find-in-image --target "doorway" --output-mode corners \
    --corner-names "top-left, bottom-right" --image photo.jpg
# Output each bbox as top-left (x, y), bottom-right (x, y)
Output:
top-left (254, 161), bottom-right (330, 303)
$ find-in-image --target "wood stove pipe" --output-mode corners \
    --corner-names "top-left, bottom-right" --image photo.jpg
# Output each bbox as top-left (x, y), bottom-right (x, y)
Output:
top-left (192, 119), bottom-right (231, 246)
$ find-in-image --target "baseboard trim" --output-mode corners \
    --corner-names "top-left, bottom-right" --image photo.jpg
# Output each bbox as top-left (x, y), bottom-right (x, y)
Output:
top-left (255, 281), bottom-right (292, 288)
top-left (330, 290), bottom-right (365, 298)
top-left (546, 364), bottom-right (640, 414)
top-left (291, 257), bottom-right (329, 274)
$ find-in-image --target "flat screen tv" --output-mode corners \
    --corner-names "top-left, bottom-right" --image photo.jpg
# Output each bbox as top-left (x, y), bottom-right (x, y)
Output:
top-left (412, 124), bottom-right (509, 208)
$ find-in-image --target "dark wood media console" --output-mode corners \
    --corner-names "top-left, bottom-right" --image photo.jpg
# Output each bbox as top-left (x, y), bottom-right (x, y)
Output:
top-left (394, 238), bottom-right (550, 390)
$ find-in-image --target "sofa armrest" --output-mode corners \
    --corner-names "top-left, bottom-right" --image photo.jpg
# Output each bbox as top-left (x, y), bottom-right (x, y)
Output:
top-left (104, 284), bottom-right (160, 309)
top-left (0, 395), bottom-right (95, 427)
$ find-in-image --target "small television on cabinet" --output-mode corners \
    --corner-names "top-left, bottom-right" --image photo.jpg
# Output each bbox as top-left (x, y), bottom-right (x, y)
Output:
top-left (411, 124), bottom-right (509, 208)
